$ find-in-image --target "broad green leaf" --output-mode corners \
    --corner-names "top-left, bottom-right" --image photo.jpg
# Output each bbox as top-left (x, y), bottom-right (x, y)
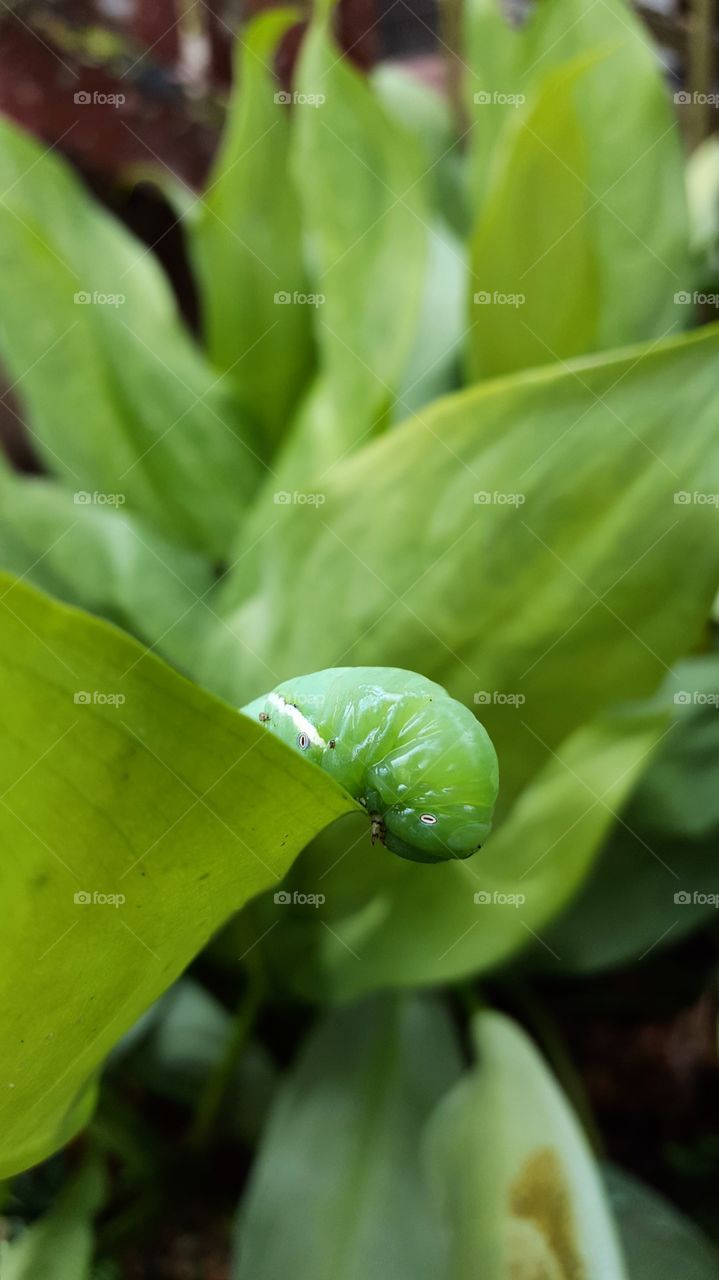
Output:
top-left (9, 1074), bottom-right (102, 1182)
top-left (687, 135), bottom-right (719, 284)
top-left (371, 68), bottom-right (467, 413)
top-left (208, 325), bottom-right (719, 811)
top-left (205, 325), bottom-right (719, 997)
top-left (464, 0), bottom-right (689, 376)
top-left (394, 220), bottom-right (466, 417)
top-left (207, 41), bottom-right (447, 582)
top-left (605, 1165), bottom-right (719, 1280)
top-left (289, 2), bottom-right (428, 460)
top-left (0, 467), bottom-right (213, 667)
top-left (189, 10), bottom-right (314, 450)
top-left (467, 57), bottom-right (601, 379)
top-left (244, 707), bottom-right (665, 998)
top-left (425, 1011), bottom-right (627, 1279)
top-left (0, 574), bottom-right (356, 1178)
top-left (0, 118), bottom-right (258, 557)
top-left (543, 656), bottom-right (719, 972)
top-left (372, 63), bottom-right (466, 232)
top-left (0, 1157), bottom-right (105, 1279)
top-left (232, 995), bottom-right (461, 1280)
top-left (371, 63), bottom-right (456, 186)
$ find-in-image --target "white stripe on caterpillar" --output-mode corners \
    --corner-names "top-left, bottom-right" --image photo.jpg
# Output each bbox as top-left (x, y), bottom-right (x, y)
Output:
top-left (267, 691), bottom-right (326, 748)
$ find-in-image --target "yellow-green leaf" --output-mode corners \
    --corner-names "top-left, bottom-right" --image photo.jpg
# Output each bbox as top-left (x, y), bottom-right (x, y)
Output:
top-left (0, 574), bottom-right (356, 1178)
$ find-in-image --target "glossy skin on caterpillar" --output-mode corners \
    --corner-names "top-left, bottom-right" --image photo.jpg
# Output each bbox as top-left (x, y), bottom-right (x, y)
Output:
top-left (241, 668), bottom-right (499, 864)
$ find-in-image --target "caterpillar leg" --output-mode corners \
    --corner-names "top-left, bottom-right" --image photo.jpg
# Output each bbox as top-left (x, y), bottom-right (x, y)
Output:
top-left (369, 812), bottom-right (385, 845)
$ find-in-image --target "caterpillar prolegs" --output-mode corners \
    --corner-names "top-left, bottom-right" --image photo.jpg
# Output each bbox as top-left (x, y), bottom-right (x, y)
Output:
top-left (241, 668), bottom-right (498, 864)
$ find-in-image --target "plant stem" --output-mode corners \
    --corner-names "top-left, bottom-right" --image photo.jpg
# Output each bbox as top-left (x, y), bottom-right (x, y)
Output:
top-left (188, 973), bottom-right (265, 1148)
top-left (687, 0), bottom-right (716, 150)
top-left (441, 0), bottom-right (468, 140)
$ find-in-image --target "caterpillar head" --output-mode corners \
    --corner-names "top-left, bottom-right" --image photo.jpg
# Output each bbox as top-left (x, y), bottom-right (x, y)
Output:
top-left (363, 700), bottom-right (499, 864)
top-left (381, 803), bottom-right (495, 863)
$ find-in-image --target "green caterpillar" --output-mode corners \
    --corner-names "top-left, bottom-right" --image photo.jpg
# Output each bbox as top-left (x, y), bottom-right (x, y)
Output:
top-left (241, 668), bottom-right (498, 863)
